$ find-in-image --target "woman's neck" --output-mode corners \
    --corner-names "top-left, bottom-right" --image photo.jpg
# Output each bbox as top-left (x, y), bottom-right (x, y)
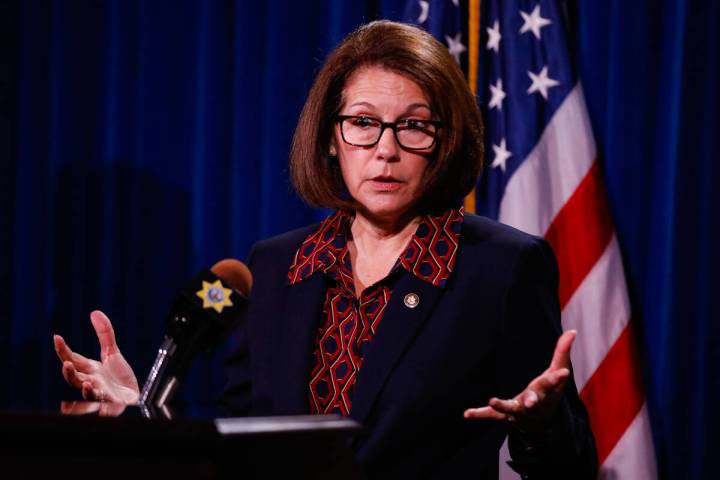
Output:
top-left (349, 210), bottom-right (420, 251)
top-left (346, 210), bottom-right (421, 297)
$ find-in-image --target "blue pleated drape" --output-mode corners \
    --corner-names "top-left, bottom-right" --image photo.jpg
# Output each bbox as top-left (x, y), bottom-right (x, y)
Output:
top-left (3, 0), bottom-right (372, 410)
top-left (1, 1), bottom-right (717, 478)
top-left (575, 1), bottom-right (719, 479)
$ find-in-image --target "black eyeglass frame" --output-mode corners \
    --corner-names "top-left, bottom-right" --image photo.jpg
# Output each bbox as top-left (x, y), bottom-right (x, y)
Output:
top-left (336, 115), bottom-right (443, 150)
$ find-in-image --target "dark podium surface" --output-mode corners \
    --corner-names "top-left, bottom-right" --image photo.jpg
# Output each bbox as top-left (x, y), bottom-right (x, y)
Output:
top-left (0, 403), bottom-right (363, 479)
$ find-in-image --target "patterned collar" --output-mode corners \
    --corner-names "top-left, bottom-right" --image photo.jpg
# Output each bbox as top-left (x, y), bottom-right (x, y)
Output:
top-left (287, 207), bottom-right (464, 288)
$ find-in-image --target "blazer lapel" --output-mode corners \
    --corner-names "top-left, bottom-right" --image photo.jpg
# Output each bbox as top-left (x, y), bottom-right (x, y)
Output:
top-left (274, 273), bottom-right (327, 414)
top-left (350, 272), bottom-right (444, 424)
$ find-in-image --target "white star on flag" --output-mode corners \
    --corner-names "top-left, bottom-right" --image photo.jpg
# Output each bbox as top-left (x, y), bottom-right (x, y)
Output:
top-left (519, 5), bottom-right (552, 40)
top-left (417, 1), bottom-right (429, 24)
top-left (486, 20), bottom-right (501, 52)
top-left (488, 79), bottom-right (506, 110)
top-left (491, 138), bottom-right (512, 172)
top-left (527, 66), bottom-right (560, 100)
top-left (445, 32), bottom-right (467, 64)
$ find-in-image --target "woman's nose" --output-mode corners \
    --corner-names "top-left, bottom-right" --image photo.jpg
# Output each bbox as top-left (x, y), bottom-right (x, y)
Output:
top-left (375, 126), bottom-right (400, 160)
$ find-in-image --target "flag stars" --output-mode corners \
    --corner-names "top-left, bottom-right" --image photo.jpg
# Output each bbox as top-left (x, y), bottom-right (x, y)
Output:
top-left (491, 138), bottom-right (512, 172)
top-left (417, 1), bottom-right (429, 24)
top-left (527, 66), bottom-right (560, 100)
top-left (519, 5), bottom-right (552, 40)
top-left (445, 32), bottom-right (467, 64)
top-left (489, 79), bottom-right (506, 110)
top-left (486, 20), bottom-right (501, 52)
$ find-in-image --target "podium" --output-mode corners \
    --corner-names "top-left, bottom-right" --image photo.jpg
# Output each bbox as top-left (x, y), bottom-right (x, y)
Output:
top-left (0, 404), bottom-right (363, 479)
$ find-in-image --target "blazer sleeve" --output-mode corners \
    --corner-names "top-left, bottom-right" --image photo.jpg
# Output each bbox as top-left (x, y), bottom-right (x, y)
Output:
top-left (496, 237), bottom-right (598, 479)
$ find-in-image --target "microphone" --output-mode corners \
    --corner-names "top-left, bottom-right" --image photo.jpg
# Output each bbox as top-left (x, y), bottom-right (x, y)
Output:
top-left (139, 259), bottom-right (252, 409)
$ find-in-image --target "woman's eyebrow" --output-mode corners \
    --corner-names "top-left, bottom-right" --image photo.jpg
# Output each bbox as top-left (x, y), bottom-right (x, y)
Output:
top-left (344, 102), bottom-right (432, 114)
top-left (404, 102), bottom-right (432, 112)
top-left (346, 101), bottom-right (376, 110)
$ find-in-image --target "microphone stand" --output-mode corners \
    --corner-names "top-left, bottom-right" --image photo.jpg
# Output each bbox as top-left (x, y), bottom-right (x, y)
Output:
top-left (138, 336), bottom-right (177, 409)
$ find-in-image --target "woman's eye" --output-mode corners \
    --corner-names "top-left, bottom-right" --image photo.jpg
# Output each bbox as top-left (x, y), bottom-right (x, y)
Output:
top-left (352, 117), bottom-right (375, 127)
top-left (404, 119), bottom-right (427, 129)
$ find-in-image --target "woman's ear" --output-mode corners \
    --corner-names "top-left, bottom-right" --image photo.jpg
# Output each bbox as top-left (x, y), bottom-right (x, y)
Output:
top-left (329, 138), bottom-right (338, 157)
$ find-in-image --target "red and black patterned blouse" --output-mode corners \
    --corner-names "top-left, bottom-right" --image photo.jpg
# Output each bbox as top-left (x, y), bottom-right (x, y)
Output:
top-left (287, 207), bottom-right (464, 416)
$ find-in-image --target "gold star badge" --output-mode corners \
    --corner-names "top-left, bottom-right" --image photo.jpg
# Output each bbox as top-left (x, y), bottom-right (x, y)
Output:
top-left (196, 280), bottom-right (233, 313)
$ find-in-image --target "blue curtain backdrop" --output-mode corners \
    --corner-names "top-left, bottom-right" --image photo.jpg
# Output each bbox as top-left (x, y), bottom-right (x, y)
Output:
top-left (574, 1), bottom-right (719, 479)
top-left (1, 1), bottom-right (717, 478)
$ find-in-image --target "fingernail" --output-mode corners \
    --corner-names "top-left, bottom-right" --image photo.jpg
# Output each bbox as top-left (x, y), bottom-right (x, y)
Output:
top-left (525, 391), bottom-right (538, 407)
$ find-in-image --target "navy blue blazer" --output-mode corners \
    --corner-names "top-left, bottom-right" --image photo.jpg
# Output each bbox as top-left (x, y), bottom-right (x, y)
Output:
top-left (220, 213), bottom-right (597, 479)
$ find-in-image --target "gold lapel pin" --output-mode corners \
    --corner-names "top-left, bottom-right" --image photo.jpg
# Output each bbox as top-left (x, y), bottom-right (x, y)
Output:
top-left (404, 292), bottom-right (420, 309)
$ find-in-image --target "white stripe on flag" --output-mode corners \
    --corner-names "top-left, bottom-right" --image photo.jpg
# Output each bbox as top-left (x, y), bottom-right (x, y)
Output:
top-left (599, 403), bottom-right (658, 479)
top-left (562, 234), bottom-right (630, 389)
top-left (498, 84), bottom-right (596, 236)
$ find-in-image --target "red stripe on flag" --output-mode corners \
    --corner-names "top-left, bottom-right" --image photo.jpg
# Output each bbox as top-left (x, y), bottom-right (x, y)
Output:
top-left (580, 323), bottom-right (645, 464)
top-left (544, 161), bottom-right (614, 309)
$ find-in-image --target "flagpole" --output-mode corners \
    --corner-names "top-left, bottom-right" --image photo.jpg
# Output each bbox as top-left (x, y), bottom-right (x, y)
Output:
top-left (464, 0), bottom-right (480, 214)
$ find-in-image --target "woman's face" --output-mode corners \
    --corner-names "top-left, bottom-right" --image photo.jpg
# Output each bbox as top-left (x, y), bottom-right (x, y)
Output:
top-left (331, 66), bottom-right (435, 223)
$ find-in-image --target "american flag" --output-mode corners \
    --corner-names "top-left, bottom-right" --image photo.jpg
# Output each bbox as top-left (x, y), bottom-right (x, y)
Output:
top-left (404, 0), bottom-right (657, 478)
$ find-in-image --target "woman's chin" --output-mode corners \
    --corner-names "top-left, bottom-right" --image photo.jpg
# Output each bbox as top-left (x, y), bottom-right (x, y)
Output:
top-left (356, 199), bottom-right (417, 225)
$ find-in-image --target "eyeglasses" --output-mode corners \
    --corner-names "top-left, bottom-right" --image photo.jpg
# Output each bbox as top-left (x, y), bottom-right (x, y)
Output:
top-left (336, 115), bottom-right (442, 150)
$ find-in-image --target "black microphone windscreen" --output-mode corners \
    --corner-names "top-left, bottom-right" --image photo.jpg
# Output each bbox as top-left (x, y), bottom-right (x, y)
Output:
top-left (140, 259), bottom-right (253, 407)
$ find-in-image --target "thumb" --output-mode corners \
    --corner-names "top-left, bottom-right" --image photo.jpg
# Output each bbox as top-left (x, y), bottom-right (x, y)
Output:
top-left (549, 329), bottom-right (576, 371)
top-left (90, 310), bottom-right (120, 359)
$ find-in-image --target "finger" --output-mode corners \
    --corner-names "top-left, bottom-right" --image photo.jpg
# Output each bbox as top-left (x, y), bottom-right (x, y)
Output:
top-left (70, 351), bottom-right (96, 374)
top-left (81, 380), bottom-right (105, 402)
top-left (547, 368), bottom-right (571, 395)
top-left (53, 335), bottom-right (74, 363)
top-left (90, 310), bottom-right (119, 359)
top-left (60, 401), bottom-right (99, 415)
top-left (549, 330), bottom-right (576, 371)
top-left (487, 397), bottom-right (523, 415)
top-left (544, 368), bottom-right (571, 392)
top-left (81, 381), bottom-right (94, 400)
top-left (530, 368), bottom-right (571, 395)
top-left (550, 367), bottom-right (570, 383)
top-left (62, 362), bottom-right (86, 389)
top-left (521, 389), bottom-right (540, 409)
top-left (99, 402), bottom-right (126, 417)
top-left (55, 334), bottom-right (97, 374)
top-left (463, 406), bottom-right (508, 421)
top-left (82, 383), bottom-right (106, 402)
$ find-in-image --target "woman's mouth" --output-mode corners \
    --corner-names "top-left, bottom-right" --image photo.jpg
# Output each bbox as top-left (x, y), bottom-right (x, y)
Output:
top-left (368, 176), bottom-right (403, 192)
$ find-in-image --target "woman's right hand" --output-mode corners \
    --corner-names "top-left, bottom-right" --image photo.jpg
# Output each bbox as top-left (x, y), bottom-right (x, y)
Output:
top-left (54, 310), bottom-right (140, 404)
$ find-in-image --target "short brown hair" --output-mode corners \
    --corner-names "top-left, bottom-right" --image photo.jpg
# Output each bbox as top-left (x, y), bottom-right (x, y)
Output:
top-left (290, 20), bottom-right (483, 213)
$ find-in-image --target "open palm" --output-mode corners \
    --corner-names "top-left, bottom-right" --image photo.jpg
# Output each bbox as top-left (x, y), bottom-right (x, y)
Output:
top-left (463, 330), bottom-right (576, 438)
top-left (54, 310), bottom-right (140, 404)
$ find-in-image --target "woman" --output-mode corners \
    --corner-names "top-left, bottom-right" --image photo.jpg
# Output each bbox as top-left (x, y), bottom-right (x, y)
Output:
top-left (54, 20), bottom-right (597, 478)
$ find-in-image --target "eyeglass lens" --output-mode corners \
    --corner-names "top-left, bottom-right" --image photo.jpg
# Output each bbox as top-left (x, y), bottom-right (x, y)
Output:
top-left (341, 117), bottom-right (436, 149)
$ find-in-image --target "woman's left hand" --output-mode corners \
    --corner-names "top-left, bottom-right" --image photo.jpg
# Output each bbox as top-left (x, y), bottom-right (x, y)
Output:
top-left (463, 330), bottom-right (576, 439)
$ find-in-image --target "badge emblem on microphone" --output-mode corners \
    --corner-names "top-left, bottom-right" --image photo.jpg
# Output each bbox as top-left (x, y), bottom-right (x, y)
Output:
top-left (196, 280), bottom-right (234, 313)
